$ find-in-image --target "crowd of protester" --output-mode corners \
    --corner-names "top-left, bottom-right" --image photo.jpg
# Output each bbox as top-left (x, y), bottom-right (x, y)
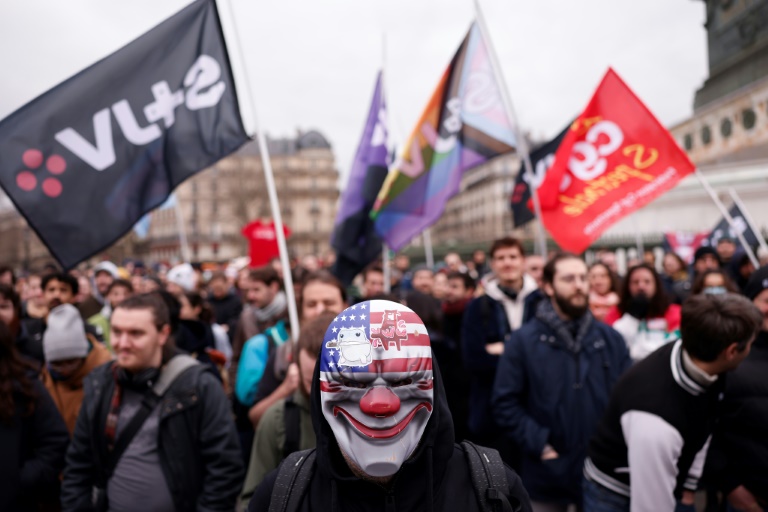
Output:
top-left (0, 235), bottom-right (767, 511)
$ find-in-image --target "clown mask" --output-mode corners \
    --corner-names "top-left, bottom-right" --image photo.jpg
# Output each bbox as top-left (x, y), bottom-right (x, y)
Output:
top-left (319, 300), bottom-right (434, 477)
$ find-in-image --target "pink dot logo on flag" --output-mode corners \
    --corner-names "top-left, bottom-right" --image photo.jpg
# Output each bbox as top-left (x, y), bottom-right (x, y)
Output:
top-left (16, 149), bottom-right (67, 198)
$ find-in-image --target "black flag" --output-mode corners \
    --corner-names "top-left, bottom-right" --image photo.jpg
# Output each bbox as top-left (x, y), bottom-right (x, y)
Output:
top-left (701, 203), bottom-right (759, 249)
top-left (0, 0), bottom-right (248, 269)
top-left (510, 124), bottom-right (569, 228)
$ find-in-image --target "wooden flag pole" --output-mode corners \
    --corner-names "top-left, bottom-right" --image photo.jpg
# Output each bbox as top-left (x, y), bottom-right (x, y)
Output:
top-left (219, 0), bottom-right (300, 340)
top-left (695, 170), bottom-right (759, 268)
top-left (473, 0), bottom-right (547, 258)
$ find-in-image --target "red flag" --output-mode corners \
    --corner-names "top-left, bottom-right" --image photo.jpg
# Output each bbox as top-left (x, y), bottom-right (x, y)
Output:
top-left (536, 69), bottom-right (695, 253)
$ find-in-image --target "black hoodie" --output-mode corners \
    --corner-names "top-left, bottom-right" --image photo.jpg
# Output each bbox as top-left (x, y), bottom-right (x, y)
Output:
top-left (248, 354), bottom-right (532, 512)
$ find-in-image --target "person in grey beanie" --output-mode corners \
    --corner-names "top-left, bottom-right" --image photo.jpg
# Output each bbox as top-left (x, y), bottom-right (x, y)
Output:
top-left (41, 304), bottom-right (112, 433)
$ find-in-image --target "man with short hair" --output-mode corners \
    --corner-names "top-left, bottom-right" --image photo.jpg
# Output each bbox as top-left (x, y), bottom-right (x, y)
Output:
top-left (673, 246), bottom-right (722, 303)
top-left (440, 271), bottom-right (476, 441)
top-left (77, 261), bottom-right (118, 319)
top-left (444, 252), bottom-right (464, 273)
top-left (62, 293), bottom-right (243, 511)
top-left (704, 266), bottom-right (768, 511)
top-left (43, 272), bottom-right (80, 311)
top-left (232, 266), bottom-right (288, 378)
top-left (87, 279), bottom-right (134, 350)
top-left (584, 293), bottom-right (762, 512)
top-left (462, 237), bottom-right (542, 455)
top-left (525, 254), bottom-right (545, 288)
top-left (493, 253), bottom-right (630, 510)
top-left (358, 265), bottom-right (385, 301)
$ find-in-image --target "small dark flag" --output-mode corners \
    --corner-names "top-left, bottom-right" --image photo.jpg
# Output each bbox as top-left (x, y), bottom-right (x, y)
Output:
top-left (701, 203), bottom-right (759, 250)
top-left (0, 0), bottom-right (249, 269)
top-left (510, 124), bottom-right (569, 228)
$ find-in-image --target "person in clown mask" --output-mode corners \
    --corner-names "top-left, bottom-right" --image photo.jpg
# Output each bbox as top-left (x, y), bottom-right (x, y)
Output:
top-left (248, 300), bottom-right (532, 512)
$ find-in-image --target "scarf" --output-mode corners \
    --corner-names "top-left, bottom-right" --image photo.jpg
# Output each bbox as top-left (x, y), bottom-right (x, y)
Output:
top-left (442, 298), bottom-right (471, 316)
top-left (253, 291), bottom-right (287, 322)
top-left (535, 299), bottom-right (593, 354)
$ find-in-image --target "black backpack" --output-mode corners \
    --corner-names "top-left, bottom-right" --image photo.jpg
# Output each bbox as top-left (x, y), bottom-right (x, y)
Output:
top-left (267, 441), bottom-right (520, 512)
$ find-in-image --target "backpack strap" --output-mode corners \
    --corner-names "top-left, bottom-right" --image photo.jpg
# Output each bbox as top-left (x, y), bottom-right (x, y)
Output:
top-left (282, 395), bottom-right (301, 459)
top-left (103, 356), bottom-right (200, 480)
top-left (461, 441), bottom-right (519, 512)
top-left (268, 449), bottom-right (316, 512)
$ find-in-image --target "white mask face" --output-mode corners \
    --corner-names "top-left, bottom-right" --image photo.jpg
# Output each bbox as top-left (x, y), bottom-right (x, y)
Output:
top-left (319, 300), bottom-right (434, 477)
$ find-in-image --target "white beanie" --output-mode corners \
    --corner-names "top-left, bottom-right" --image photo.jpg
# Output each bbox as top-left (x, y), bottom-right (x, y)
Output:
top-left (43, 304), bottom-right (90, 362)
top-left (167, 263), bottom-right (197, 292)
top-left (93, 261), bottom-right (119, 278)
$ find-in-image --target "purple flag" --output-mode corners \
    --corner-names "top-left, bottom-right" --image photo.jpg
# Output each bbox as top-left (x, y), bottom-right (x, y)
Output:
top-left (331, 72), bottom-right (390, 286)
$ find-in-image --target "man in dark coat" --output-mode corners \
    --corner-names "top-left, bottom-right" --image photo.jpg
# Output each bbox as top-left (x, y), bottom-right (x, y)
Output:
top-left (248, 300), bottom-right (532, 512)
top-left (705, 265), bottom-right (768, 510)
top-left (61, 293), bottom-right (243, 511)
top-left (492, 253), bottom-right (631, 510)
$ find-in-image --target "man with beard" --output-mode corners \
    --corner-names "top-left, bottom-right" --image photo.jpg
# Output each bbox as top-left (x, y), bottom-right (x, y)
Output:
top-left (605, 263), bottom-right (682, 361)
top-left (247, 300), bottom-right (532, 512)
top-left (493, 253), bottom-right (630, 511)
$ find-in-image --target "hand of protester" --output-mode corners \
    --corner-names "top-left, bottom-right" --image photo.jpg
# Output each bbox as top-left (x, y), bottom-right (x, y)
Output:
top-left (485, 342), bottom-right (505, 355)
top-left (280, 363), bottom-right (300, 394)
top-left (680, 490), bottom-right (696, 505)
top-left (728, 486), bottom-right (762, 512)
top-left (541, 444), bottom-right (559, 461)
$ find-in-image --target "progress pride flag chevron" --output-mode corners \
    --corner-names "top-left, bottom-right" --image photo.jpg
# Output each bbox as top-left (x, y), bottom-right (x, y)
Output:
top-left (536, 69), bottom-right (695, 253)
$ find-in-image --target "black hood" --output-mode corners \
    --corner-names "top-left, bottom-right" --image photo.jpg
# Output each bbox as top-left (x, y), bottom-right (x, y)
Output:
top-left (310, 348), bottom-right (455, 493)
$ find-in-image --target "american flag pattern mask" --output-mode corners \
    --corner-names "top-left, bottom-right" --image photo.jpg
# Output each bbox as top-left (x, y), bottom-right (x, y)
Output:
top-left (319, 300), bottom-right (434, 477)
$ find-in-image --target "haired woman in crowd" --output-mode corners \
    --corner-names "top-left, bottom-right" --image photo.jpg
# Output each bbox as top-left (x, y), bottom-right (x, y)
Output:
top-left (0, 321), bottom-right (69, 511)
top-left (588, 262), bottom-right (620, 323)
top-left (691, 269), bottom-right (739, 296)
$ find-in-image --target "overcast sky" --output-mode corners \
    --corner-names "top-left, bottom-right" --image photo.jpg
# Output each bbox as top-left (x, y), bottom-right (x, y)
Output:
top-left (0, 0), bottom-right (708, 178)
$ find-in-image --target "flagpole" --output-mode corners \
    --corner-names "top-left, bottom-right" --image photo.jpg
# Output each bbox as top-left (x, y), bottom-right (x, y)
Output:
top-left (173, 199), bottom-right (192, 262)
top-left (219, 0), bottom-right (300, 340)
top-left (632, 216), bottom-right (644, 258)
top-left (382, 245), bottom-right (392, 293)
top-left (473, 0), bottom-right (547, 258)
top-left (695, 170), bottom-right (759, 268)
top-left (728, 187), bottom-right (768, 255)
top-left (423, 229), bottom-right (435, 269)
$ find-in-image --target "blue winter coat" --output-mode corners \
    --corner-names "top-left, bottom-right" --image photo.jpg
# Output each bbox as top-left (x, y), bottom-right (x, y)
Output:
top-left (491, 315), bottom-right (631, 504)
top-left (461, 291), bottom-right (543, 436)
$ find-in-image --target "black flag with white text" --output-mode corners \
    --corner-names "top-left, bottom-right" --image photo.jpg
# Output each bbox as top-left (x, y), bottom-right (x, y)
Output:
top-left (0, 0), bottom-right (248, 269)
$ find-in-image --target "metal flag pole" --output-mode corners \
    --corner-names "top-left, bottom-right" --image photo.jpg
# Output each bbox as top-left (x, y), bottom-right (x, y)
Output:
top-left (173, 199), bottom-right (192, 262)
top-left (473, 0), bottom-right (547, 258)
top-left (695, 170), bottom-right (759, 268)
top-left (381, 33), bottom-right (393, 294)
top-left (423, 229), bottom-right (435, 269)
top-left (728, 187), bottom-right (768, 255)
top-left (219, 0), bottom-right (300, 340)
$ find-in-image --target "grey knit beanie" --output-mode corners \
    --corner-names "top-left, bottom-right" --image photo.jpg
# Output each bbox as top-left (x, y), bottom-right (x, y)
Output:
top-left (43, 304), bottom-right (89, 362)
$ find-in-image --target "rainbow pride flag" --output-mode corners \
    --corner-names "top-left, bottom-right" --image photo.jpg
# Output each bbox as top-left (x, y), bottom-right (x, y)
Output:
top-left (370, 22), bottom-right (517, 251)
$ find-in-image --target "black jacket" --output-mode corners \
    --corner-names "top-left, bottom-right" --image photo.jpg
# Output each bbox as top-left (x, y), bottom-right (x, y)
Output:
top-left (209, 292), bottom-right (243, 334)
top-left (705, 330), bottom-right (768, 500)
top-left (248, 355), bottom-right (532, 512)
top-left (61, 357), bottom-right (244, 511)
top-left (0, 379), bottom-right (69, 512)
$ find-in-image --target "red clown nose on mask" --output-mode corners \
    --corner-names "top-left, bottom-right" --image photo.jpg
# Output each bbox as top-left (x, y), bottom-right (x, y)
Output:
top-left (319, 300), bottom-right (434, 477)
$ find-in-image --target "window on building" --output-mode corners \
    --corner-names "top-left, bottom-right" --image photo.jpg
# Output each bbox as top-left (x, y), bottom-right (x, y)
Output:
top-left (742, 108), bottom-right (756, 130)
top-left (701, 125), bottom-right (712, 145)
top-left (684, 134), bottom-right (693, 151)
top-left (720, 118), bottom-right (732, 138)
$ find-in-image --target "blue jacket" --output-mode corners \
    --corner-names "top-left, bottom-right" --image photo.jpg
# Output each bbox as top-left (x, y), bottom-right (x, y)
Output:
top-left (491, 311), bottom-right (631, 504)
top-left (461, 290), bottom-right (543, 436)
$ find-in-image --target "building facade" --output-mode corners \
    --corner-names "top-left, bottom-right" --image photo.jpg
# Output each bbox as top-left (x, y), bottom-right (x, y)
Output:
top-left (146, 130), bottom-right (339, 264)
